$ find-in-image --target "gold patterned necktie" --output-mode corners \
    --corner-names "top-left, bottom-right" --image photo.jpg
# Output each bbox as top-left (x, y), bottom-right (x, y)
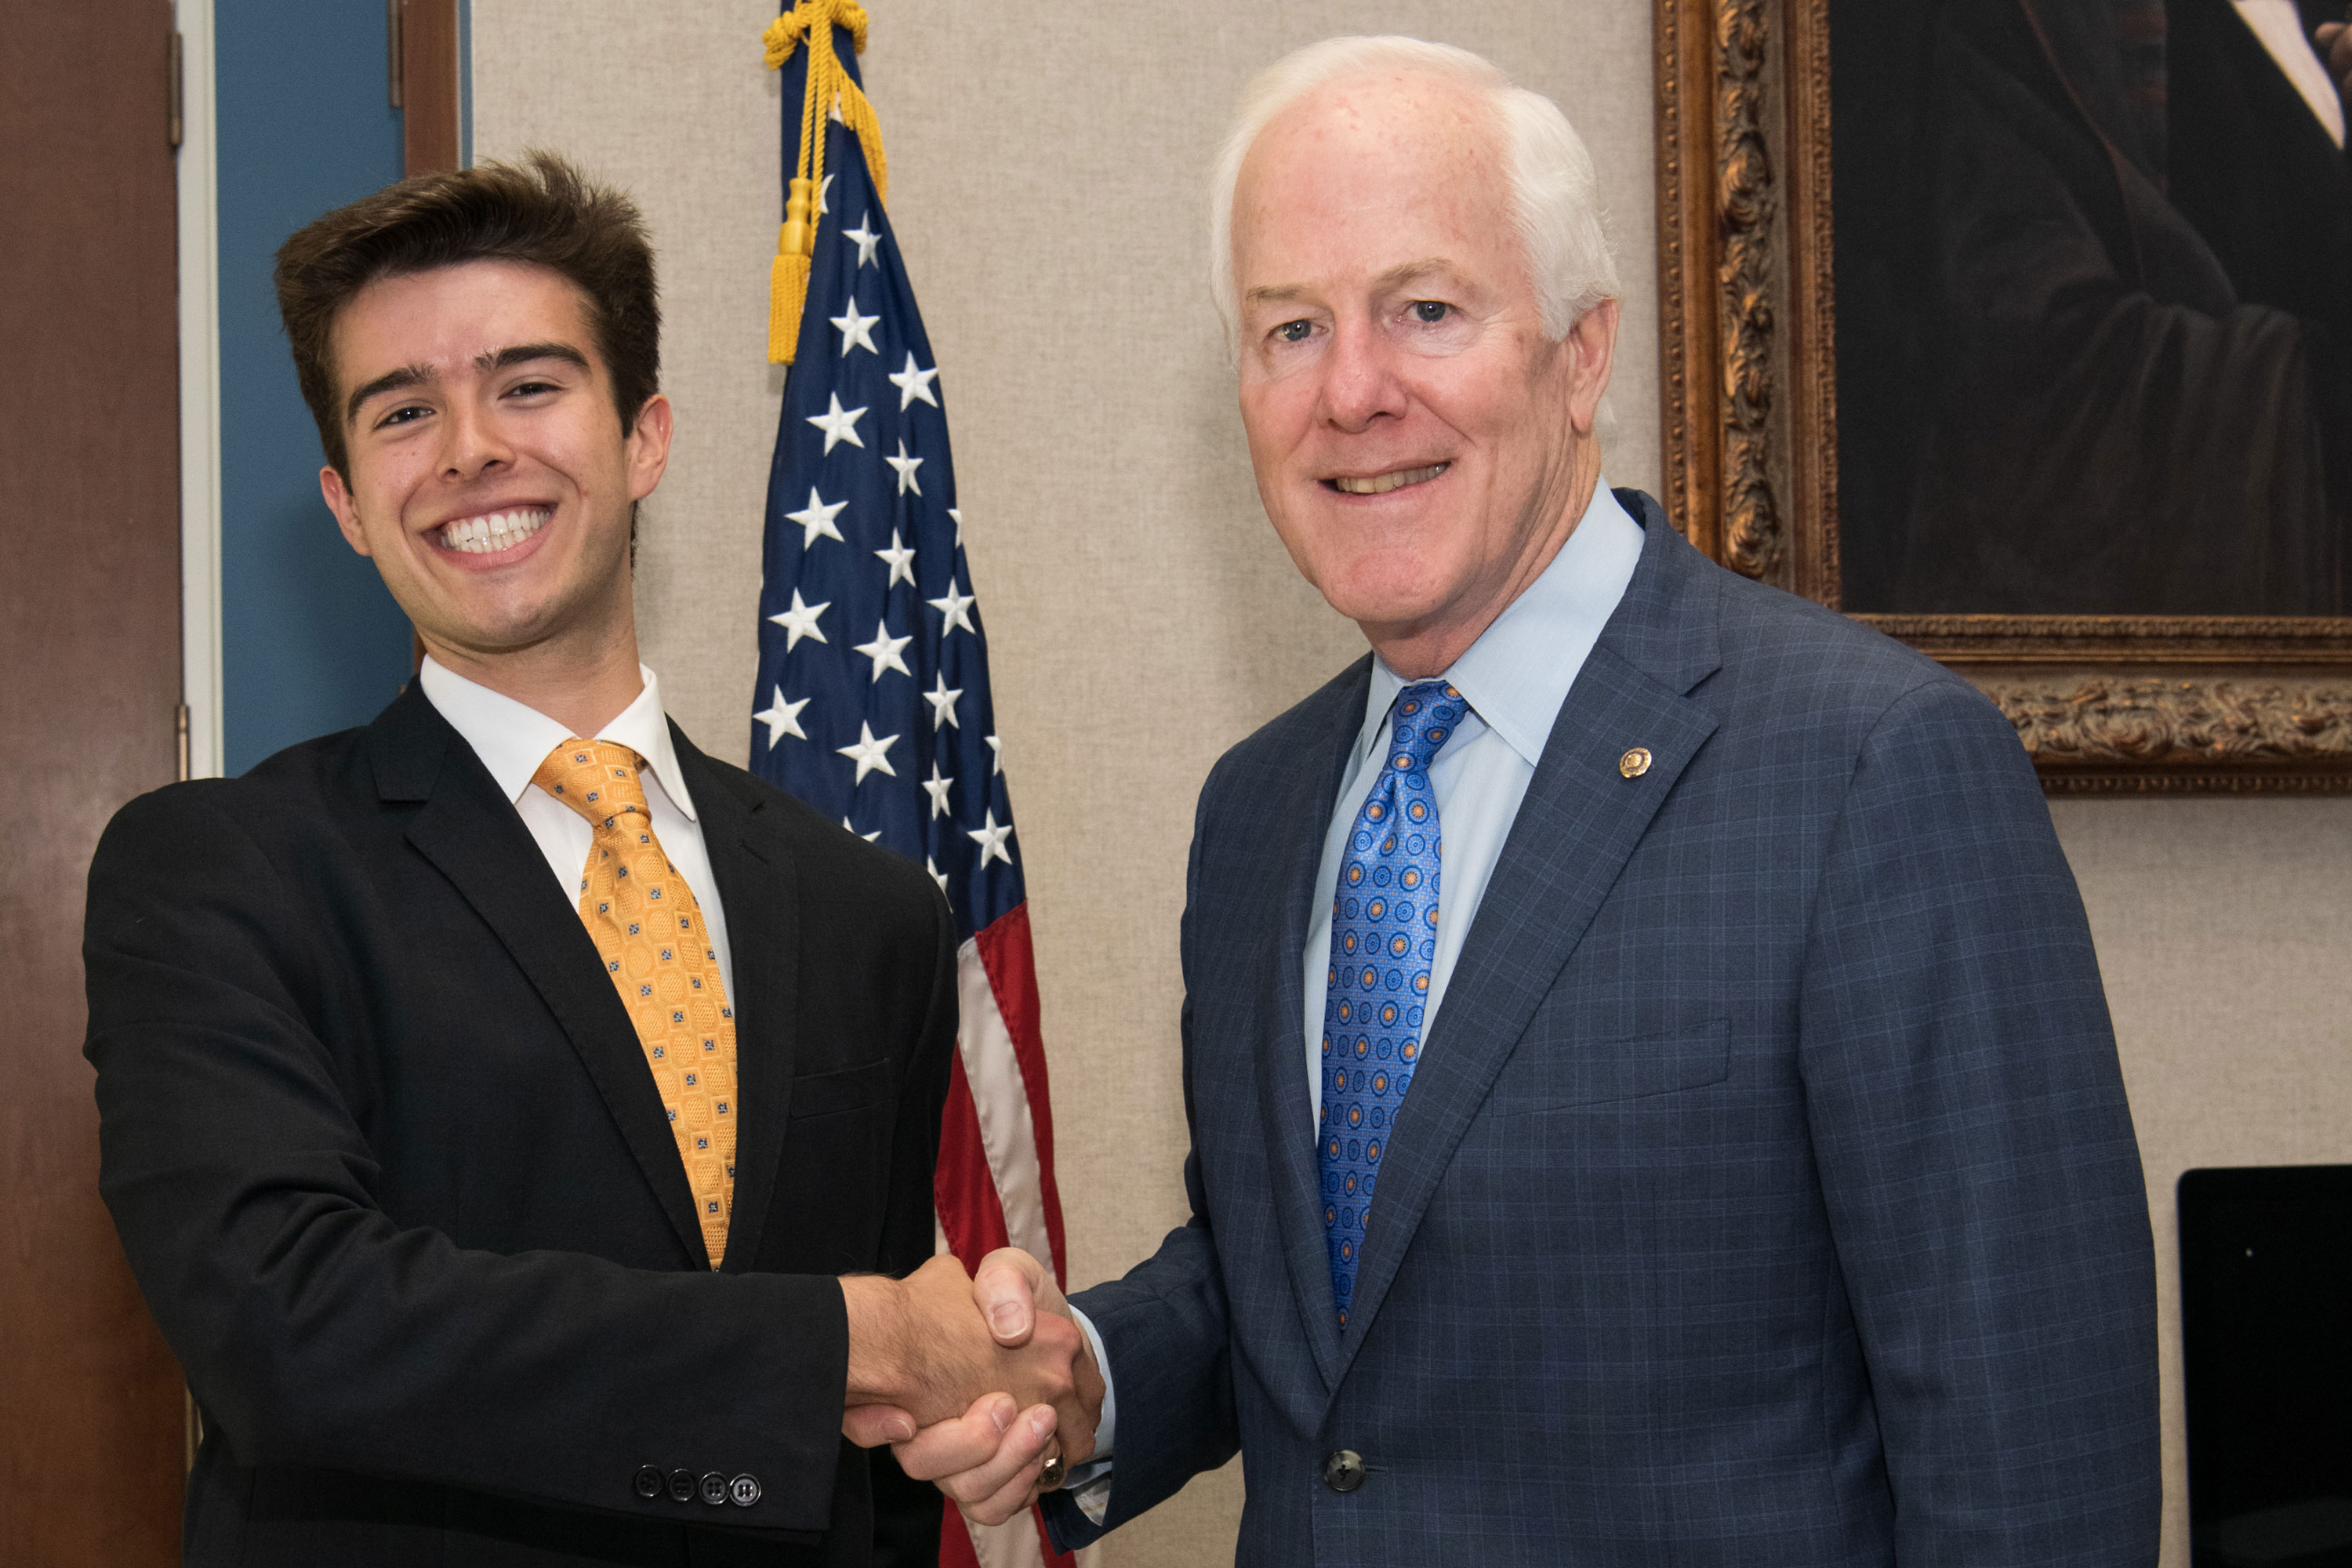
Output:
top-left (532, 740), bottom-right (737, 1267)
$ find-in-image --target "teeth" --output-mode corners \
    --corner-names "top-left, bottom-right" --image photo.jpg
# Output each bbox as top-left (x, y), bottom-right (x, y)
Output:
top-left (438, 507), bottom-right (553, 554)
top-left (1333, 463), bottom-right (1448, 495)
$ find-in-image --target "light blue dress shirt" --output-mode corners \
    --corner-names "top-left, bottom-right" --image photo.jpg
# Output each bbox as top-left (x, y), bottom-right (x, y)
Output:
top-left (1065, 482), bottom-right (1644, 1515)
top-left (1298, 482), bottom-right (1644, 1129)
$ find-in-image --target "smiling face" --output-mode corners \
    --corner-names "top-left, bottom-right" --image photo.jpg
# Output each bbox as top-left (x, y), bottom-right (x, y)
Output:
top-left (1231, 73), bottom-right (1616, 674)
top-left (318, 258), bottom-right (670, 678)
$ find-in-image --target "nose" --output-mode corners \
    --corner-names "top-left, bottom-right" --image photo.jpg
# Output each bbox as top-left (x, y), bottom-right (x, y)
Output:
top-left (437, 394), bottom-right (514, 481)
top-left (1316, 318), bottom-right (1408, 434)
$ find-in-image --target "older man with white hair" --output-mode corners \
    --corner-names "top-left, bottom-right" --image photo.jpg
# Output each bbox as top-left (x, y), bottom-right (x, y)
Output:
top-left (855, 34), bottom-right (2159, 1565)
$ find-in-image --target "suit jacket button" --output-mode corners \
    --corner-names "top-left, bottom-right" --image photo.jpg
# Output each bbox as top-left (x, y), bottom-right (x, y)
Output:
top-left (729, 1474), bottom-right (762, 1508)
top-left (699, 1472), bottom-right (729, 1505)
top-left (1323, 1450), bottom-right (1366, 1493)
top-left (632, 1466), bottom-right (663, 1500)
top-left (666, 1468), bottom-right (695, 1503)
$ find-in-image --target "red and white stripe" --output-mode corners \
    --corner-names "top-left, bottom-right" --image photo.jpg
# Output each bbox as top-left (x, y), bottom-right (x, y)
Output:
top-left (933, 902), bottom-right (1076, 1568)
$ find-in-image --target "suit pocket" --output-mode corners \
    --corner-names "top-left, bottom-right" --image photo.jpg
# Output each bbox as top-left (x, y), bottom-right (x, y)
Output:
top-left (788, 1054), bottom-right (895, 1120)
top-left (1484, 1018), bottom-right (1731, 1113)
top-left (761, 1056), bottom-right (898, 1274)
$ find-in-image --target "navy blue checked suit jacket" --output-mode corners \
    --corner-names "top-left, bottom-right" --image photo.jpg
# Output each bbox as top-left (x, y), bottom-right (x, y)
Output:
top-left (1046, 491), bottom-right (2158, 1565)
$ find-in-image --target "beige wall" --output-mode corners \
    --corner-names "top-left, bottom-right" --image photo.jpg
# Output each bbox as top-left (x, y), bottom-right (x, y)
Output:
top-left (472, 7), bottom-right (2352, 1565)
top-left (2047, 800), bottom-right (2352, 1563)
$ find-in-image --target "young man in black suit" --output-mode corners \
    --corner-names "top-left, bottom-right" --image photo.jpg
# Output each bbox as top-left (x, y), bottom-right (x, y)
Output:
top-left (82, 154), bottom-right (1095, 1568)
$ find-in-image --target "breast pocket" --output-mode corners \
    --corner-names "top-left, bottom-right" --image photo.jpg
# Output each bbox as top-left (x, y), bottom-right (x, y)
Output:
top-left (762, 1056), bottom-right (899, 1272)
top-left (1483, 1017), bottom-right (1731, 1114)
top-left (787, 1055), bottom-right (895, 1120)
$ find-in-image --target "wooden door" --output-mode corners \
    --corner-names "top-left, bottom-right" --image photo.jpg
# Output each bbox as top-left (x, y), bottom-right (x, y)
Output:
top-left (0, 2), bottom-right (189, 1563)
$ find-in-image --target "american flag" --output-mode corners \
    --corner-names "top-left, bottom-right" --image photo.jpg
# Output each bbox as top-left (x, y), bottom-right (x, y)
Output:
top-left (753, 11), bottom-right (1073, 1568)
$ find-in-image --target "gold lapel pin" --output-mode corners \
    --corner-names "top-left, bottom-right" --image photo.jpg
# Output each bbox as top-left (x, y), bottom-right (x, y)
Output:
top-left (1618, 746), bottom-right (1653, 779)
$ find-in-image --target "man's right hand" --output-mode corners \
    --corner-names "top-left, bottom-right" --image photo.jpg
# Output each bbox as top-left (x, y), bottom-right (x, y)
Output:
top-left (838, 1251), bottom-right (1099, 1472)
top-left (841, 1249), bottom-right (1095, 1525)
top-left (2320, 17), bottom-right (2352, 109)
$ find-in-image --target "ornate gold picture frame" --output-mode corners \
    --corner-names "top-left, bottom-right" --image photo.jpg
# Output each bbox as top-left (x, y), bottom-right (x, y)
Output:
top-left (1654, 0), bottom-right (2352, 793)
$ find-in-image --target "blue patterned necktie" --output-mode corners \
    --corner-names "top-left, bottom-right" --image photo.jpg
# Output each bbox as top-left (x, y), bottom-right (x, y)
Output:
top-left (1320, 679), bottom-right (1465, 1327)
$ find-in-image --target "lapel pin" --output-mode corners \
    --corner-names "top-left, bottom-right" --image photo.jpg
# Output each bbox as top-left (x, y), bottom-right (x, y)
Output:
top-left (1618, 746), bottom-right (1653, 779)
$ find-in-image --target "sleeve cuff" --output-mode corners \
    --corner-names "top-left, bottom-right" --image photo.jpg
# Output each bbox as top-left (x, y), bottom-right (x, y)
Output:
top-left (1062, 1303), bottom-right (1115, 1523)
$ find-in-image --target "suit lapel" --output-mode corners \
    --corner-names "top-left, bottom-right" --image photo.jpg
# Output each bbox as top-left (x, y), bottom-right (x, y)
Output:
top-left (1249, 661), bottom-right (1374, 1391)
top-left (1328, 506), bottom-right (1726, 1378)
top-left (378, 690), bottom-right (712, 1267)
top-left (673, 730), bottom-right (804, 1273)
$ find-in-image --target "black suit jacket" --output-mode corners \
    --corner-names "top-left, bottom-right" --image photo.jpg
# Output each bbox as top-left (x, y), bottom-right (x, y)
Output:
top-left (83, 684), bottom-right (955, 1566)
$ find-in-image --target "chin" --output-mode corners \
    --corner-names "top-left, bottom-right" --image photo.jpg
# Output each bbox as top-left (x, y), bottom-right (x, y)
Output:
top-left (1312, 554), bottom-right (1457, 630)
top-left (1323, 592), bottom-right (1458, 641)
top-left (432, 596), bottom-right (567, 654)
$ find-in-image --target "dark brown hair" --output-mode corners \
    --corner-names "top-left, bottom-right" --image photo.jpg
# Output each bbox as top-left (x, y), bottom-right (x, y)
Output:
top-left (273, 151), bottom-right (660, 476)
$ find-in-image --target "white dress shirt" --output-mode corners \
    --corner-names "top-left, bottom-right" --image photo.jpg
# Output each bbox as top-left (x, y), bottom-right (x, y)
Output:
top-left (1067, 482), bottom-right (1644, 1515)
top-left (416, 657), bottom-right (737, 1006)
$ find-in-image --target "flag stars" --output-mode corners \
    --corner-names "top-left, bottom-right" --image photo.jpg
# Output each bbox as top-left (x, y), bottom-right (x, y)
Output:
top-left (889, 353), bottom-right (940, 411)
top-left (758, 195), bottom-right (1026, 906)
top-left (967, 809), bottom-right (1015, 867)
top-left (806, 393), bottom-right (867, 453)
top-left (786, 488), bottom-right (847, 548)
top-left (924, 671), bottom-right (963, 730)
top-left (851, 619), bottom-right (913, 682)
top-left (830, 295), bottom-right (880, 357)
top-left (921, 760), bottom-right (954, 819)
top-left (927, 579), bottom-right (977, 636)
top-left (844, 212), bottom-right (881, 270)
top-left (884, 440), bottom-right (924, 497)
top-left (875, 529), bottom-right (917, 587)
top-left (768, 587), bottom-right (829, 649)
top-left (753, 686), bottom-right (809, 749)
top-left (837, 722), bottom-right (899, 784)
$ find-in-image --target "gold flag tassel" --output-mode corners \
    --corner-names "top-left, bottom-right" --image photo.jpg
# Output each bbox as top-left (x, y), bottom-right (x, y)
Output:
top-left (764, 0), bottom-right (891, 364)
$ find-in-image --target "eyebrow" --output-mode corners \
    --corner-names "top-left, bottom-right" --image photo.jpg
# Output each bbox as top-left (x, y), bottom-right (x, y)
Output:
top-left (343, 340), bottom-right (593, 426)
top-left (1241, 258), bottom-right (1460, 312)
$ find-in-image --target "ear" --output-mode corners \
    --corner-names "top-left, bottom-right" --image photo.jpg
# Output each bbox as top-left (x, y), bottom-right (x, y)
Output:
top-left (319, 464), bottom-right (372, 557)
top-left (1564, 298), bottom-right (1620, 437)
top-left (626, 393), bottom-right (674, 503)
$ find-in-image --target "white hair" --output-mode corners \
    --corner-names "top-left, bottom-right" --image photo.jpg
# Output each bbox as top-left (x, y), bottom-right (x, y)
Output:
top-left (1207, 35), bottom-right (1621, 352)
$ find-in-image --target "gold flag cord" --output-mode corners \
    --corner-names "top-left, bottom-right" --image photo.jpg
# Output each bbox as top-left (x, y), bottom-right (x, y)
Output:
top-left (764, 0), bottom-right (891, 364)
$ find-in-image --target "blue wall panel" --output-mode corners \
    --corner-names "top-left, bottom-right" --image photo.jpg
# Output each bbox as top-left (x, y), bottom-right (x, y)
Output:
top-left (216, 1), bottom-right (415, 773)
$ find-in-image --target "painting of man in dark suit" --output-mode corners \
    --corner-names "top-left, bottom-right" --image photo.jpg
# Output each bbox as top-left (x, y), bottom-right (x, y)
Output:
top-left (1834, 0), bottom-right (2352, 615)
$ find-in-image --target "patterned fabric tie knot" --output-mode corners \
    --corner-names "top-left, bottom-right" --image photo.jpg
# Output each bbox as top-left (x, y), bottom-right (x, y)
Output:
top-left (532, 740), bottom-right (739, 1267)
top-left (535, 739), bottom-right (653, 833)
top-left (1319, 680), bottom-right (1466, 1327)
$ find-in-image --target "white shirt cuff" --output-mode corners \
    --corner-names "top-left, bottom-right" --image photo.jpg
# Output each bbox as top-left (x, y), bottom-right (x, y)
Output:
top-left (1062, 1304), bottom-right (1115, 1523)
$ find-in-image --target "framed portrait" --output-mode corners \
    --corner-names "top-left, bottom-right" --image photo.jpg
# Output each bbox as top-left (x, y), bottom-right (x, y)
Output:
top-left (1655, 0), bottom-right (2352, 792)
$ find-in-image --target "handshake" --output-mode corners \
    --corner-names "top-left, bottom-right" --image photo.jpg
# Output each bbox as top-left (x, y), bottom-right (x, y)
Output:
top-left (839, 1249), bottom-right (1104, 1523)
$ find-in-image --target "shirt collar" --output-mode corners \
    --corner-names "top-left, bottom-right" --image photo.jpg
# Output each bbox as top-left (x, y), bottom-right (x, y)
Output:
top-left (416, 656), bottom-right (699, 822)
top-left (1360, 480), bottom-right (1646, 767)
